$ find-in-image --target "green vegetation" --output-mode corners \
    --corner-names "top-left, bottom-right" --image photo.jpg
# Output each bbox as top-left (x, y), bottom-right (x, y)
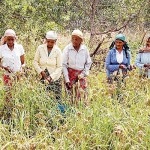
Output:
top-left (0, 33), bottom-right (150, 149)
top-left (0, 0), bottom-right (150, 149)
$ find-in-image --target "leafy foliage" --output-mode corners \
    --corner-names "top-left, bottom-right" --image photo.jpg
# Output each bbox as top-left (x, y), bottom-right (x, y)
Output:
top-left (0, 1), bottom-right (150, 149)
top-left (0, 0), bottom-right (149, 37)
top-left (0, 33), bottom-right (150, 149)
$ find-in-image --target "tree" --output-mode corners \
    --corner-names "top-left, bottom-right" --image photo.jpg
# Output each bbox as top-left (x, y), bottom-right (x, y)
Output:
top-left (0, 0), bottom-right (149, 46)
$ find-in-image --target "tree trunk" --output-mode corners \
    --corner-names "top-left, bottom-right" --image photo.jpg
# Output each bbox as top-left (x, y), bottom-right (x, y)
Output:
top-left (89, 0), bottom-right (99, 48)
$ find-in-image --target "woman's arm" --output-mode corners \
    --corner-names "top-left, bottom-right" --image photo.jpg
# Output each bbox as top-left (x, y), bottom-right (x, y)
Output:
top-left (81, 49), bottom-right (92, 77)
top-left (33, 47), bottom-right (43, 74)
top-left (62, 47), bottom-right (70, 83)
top-left (135, 53), bottom-right (144, 68)
top-left (0, 58), bottom-right (12, 72)
top-left (20, 55), bottom-right (25, 65)
top-left (50, 49), bottom-right (62, 81)
top-left (105, 51), bottom-right (119, 72)
top-left (0, 58), bottom-right (2, 69)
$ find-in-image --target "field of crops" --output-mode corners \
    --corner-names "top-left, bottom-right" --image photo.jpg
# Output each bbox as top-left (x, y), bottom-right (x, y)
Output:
top-left (0, 33), bottom-right (150, 150)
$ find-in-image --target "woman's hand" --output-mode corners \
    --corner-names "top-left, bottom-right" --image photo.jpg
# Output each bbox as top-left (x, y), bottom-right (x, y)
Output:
top-left (46, 76), bottom-right (52, 83)
top-left (66, 82), bottom-right (72, 90)
top-left (3, 66), bottom-right (12, 73)
top-left (139, 47), bottom-right (150, 53)
top-left (78, 73), bottom-right (85, 79)
top-left (144, 64), bottom-right (150, 68)
top-left (129, 65), bottom-right (136, 70)
top-left (119, 64), bottom-right (127, 69)
top-left (41, 71), bottom-right (47, 79)
top-left (41, 71), bottom-right (52, 83)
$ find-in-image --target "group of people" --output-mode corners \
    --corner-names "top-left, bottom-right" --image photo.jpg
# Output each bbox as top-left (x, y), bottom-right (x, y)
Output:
top-left (0, 29), bottom-right (150, 107)
top-left (0, 29), bottom-right (92, 108)
top-left (105, 34), bottom-right (150, 81)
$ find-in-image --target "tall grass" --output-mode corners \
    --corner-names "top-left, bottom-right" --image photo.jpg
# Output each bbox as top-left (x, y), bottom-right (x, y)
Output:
top-left (0, 32), bottom-right (150, 149)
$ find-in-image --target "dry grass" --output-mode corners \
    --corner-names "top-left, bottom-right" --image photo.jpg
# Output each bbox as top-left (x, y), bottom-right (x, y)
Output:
top-left (0, 32), bottom-right (150, 149)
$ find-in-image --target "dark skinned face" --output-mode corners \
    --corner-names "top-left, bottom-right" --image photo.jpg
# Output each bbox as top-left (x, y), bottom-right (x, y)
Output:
top-left (46, 39), bottom-right (56, 49)
top-left (71, 35), bottom-right (82, 49)
top-left (146, 38), bottom-right (150, 47)
top-left (6, 36), bottom-right (15, 48)
top-left (115, 39), bottom-right (125, 51)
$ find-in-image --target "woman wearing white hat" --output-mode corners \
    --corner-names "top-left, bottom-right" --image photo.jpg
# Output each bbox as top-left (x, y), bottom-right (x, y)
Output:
top-left (62, 29), bottom-right (92, 104)
top-left (33, 31), bottom-right (65, 113)
top-left (0, 29), bottom-right (25, 102)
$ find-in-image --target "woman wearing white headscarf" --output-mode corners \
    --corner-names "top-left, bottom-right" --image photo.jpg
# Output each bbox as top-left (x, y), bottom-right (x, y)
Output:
top-left (33, 31), bottom-right (65, 113)
top-left (62, 29), bottom-right (92, 104)
top-left (0, 29), bottom-right (25, 102)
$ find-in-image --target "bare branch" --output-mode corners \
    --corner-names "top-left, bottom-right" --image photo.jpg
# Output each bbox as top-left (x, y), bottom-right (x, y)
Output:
top-left (93, 10), bottom-right (141, 35)
top-left (90, 38), bottom-right (105, 57)
top-left (139, 30), bottom-right (147, 46)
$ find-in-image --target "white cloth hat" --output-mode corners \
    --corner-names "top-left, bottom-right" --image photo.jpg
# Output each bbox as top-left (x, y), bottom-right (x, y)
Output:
top-left (72, 29), bottom-right (83, 39)
top-left (46, 31), bottom-right (57, 40)
top-left (4, 29), bottom-right (16, 37)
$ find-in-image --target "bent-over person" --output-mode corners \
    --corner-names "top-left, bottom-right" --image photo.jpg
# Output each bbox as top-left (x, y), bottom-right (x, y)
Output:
top-left (33, 31), bottom-right (65, 113)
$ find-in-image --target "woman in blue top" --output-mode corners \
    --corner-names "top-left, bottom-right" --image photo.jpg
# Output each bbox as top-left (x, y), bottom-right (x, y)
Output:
top-left (105, 34), bottom-right (131, 82)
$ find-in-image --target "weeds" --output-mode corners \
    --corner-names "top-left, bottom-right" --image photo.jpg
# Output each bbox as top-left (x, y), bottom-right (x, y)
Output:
top-left (0, 36), bottom-right (150, 149)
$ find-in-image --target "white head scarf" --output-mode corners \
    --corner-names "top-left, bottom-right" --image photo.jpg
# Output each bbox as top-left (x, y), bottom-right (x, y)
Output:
top-left (4, 29), bottom-right (16, 37)
top-left (72, 29), bottom-right (83, 39)
top-left (46, 31), bottom-right (57, 40)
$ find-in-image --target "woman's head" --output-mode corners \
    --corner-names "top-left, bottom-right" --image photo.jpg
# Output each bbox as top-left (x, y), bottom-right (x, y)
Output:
top-left (146, 37), bottom-right (150, 47)
top-left (71, 29), bottom-right (83, 49)
top-left (4, 29), bottom-right (16, 37)
top-left (45, 31), bottom-right (57, 49)
top-left (115, 34), bottom-right (126, 50)
top-left (4, 29), bottom-right (16, 48)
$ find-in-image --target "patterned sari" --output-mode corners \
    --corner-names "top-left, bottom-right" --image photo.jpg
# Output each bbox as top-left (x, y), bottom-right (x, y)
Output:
top-left (68, 68), bottom-right (87, 90)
